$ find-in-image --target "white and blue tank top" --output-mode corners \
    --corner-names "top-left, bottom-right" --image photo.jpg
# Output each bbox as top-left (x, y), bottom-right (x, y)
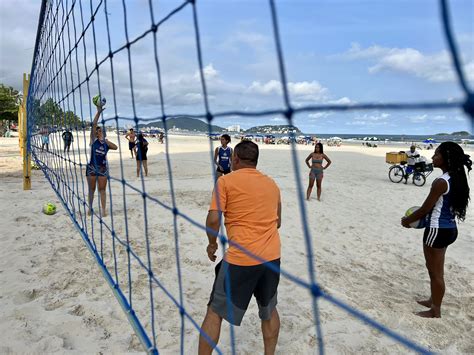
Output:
top-left (427, 172), bottom-right (456, 229)
top-left (218, 146), bottom-right (231, 170)
top-left (89, 139), bottom-right (109, 168)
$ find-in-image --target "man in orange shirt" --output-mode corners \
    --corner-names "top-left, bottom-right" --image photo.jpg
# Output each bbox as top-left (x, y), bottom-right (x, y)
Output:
top-left (199, 140), bottom-right (282, 355)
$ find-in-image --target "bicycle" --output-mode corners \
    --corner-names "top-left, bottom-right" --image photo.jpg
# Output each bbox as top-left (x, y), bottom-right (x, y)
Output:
top-left (388, 161), bottom-right (433, 187)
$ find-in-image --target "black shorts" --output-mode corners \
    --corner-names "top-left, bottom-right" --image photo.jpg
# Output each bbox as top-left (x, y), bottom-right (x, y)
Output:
top-left (217, 167), bottom-right (231, 175)
top-left (86, 164), bottom-right (108, 177)
top-left (208, 259), bottom-right (280, 326)
top-left (129, 141), bottom-right (135, 150)
top-left (136, 153), bottom-right (147, 161)
top-left (423, 227), bottom-right (457, 248)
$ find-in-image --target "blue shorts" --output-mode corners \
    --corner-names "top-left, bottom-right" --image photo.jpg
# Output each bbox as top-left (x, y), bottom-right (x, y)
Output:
top-left (86, 164), bottom-right (108, 177)
top-left (42, 136), bottom-right (49, 144)
top-left (310, 168), bottom-right (323, 179)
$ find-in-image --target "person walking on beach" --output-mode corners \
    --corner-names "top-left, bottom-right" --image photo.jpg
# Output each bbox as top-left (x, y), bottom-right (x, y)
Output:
top-left (125, 128), bottom-right (136, 159)
top-left (86, 101), bottom-right (117, 217)
top-left (134, 133), bottom-right (149, 177)
top-left (401, 142), bottom-right (471, 318)
top-left (199, 140), bottom-right (282, 355)
top-left (214, 134), bottom-right (233, 178)
top-left (305, 142), bottom-right (331, 201)
top-left (62, 128), bottom-right (74, 153)
top-left (41, 126), bottom-right (50, 152)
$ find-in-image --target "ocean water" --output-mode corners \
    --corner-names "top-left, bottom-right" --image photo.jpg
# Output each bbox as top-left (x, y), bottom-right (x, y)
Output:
top-left (302, 133), bottom-right (474, 144)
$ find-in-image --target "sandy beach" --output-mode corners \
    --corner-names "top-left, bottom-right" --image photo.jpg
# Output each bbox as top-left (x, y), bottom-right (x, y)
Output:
top-left (0, 135), bottom-right (473, 354)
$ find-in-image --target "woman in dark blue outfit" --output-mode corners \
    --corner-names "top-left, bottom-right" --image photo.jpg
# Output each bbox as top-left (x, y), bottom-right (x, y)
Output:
top-left (402, 142), bottom-right (471, 318)
top-left (86, 102), bottom-right (117, 217)
top-left (134, 133), bottom-right (149, 177)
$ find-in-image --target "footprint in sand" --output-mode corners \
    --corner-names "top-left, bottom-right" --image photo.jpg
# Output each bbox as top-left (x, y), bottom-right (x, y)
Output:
top-left (45, 299), bottom-right (65, 311)
top-left (69, 304), bottom-right (85, 316)
top-left (13, 288), bottom-right (42, 305)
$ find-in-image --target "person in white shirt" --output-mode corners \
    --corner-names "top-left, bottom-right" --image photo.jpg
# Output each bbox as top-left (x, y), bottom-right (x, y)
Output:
top-left (404, 145), bottom-right (420, 184)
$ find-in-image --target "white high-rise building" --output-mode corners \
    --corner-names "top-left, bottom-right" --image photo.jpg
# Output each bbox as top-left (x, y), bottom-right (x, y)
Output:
top-left (227, 124), bottom-right (241, 132)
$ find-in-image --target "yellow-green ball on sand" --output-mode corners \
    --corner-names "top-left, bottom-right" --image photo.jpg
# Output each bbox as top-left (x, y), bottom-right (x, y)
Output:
top-left (43, 202), bottom-right (57, 215)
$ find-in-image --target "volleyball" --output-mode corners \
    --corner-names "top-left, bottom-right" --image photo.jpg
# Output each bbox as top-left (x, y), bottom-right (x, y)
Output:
top-left (43, 202), bottom-right (57, 215)
top-left (93, 94), bottom-right (106, 107)
top-left (405, 206), bottom-right (426, 229)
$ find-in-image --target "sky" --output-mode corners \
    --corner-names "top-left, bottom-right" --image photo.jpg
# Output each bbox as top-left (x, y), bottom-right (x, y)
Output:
top-left (1, 0), bottom-right (473, 135)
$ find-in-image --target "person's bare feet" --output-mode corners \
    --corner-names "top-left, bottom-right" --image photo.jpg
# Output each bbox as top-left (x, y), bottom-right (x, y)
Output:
top-left (416, 309), bottom-right (440, 318)
top-left (416, 299), bottom-right (432, 308)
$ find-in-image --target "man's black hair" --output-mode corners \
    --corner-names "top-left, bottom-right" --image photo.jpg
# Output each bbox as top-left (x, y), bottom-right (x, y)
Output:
top-left (234, 140), bottom-right (259, 166)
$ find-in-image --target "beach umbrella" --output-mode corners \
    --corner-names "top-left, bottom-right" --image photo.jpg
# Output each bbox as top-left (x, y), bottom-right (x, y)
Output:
top-left (423, 138), bottom-right (437, 143)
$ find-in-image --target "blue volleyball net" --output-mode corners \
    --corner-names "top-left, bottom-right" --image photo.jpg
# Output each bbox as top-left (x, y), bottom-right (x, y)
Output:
top-left (26, 0), bottom-right (472, 353)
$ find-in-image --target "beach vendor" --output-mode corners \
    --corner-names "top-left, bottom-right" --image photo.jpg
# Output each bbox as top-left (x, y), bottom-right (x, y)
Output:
top-left (401, 142), bottom-right (471, 318)
top-left (86, 101), bottom-right (117, 217)
top-left (404, 144), bottom-right (421, 184)
top-left (199, 140), bottom-right (282, 355)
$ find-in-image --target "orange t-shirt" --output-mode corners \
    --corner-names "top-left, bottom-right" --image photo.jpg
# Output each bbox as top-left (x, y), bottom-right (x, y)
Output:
top-left (209, 168), bottom-right (281, 266)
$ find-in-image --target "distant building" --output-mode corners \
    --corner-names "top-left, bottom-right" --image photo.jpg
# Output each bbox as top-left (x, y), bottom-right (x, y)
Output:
top-left (227, 124), bottom-right (241, 132)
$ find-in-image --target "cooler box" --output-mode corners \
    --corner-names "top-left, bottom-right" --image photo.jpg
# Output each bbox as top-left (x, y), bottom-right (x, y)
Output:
top-left (386, 152), bottom-right (408, 164)
top-left (414, 161), bottom-right (426, 172)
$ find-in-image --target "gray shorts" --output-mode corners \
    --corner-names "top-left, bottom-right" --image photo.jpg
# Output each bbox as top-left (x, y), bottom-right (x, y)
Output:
top-left (208, 259), bottom-right (280, 326)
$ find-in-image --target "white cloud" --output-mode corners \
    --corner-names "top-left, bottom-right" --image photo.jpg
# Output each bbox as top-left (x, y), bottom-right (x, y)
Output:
top-left (247, 80), bottom-right (281, 95)
top-left (0, 0), bottom-right (38, 89)
top-left (308, 112), bottom-right (332, 120)
top-left (409, 114), bottom-right (428, 123)
top-left (270, 117), bottom-right (285, 122)
top-left (347, 112), bottom-right (390, 126)
top-left (327, 97), bottom-right (355, 105)
top-left (247, 80), bottom-right (328, 102)
top-left (343, 42), bottom-right (474, 83)
top-left (194, 64), bottom-right (219, 81)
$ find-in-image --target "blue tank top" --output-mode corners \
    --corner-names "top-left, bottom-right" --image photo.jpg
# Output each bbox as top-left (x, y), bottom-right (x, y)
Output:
top-left (427, 172), bottom-right (456, 228)
top-left (89, 139), bottom-right (109, 168)
top-left (218, 146), bottom-right (231, 170)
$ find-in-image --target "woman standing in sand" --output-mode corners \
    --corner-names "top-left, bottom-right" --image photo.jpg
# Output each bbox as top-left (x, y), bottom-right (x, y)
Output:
top-left (86, 101), bottom-right (117, 217)
top-left (214, 134), bottom-right (233, 178)
top-left (401, 142), bottom-right (471, 318)
top-left (135, 133), bottom-right (149, 177)
top-left (305, 142), bottom-right (331, 201)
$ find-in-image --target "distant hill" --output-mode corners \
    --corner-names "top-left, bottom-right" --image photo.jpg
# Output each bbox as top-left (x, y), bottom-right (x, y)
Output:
top-left (138, 116), bottom-right (225, 132)
top-left (244, 125), bottom-right (301, 134)
top-left (435, 131), bottom-right (471, 136)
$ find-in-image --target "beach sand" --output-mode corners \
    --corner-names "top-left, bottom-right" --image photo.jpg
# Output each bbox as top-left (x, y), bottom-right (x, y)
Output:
top-left (0, 135), bottom-right (473, 354)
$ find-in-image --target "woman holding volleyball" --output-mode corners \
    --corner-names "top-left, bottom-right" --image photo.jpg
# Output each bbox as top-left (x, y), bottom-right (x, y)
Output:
top-left (401, 142), bottom-right (471, 318)
top-left (86, 97), bottom-right (117, 217)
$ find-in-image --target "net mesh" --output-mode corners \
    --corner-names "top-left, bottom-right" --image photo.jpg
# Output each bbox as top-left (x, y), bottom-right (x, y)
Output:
top-left (26, 0), bottom-right (472, 353)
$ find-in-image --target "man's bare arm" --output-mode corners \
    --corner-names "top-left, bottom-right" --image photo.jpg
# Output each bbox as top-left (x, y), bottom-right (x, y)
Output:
top-left (205, 210), bottom-right (221, 261)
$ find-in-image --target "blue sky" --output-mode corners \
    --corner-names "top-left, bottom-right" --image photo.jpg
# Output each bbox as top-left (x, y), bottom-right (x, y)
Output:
top-left (1, 0), bottom-right (473, 134)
